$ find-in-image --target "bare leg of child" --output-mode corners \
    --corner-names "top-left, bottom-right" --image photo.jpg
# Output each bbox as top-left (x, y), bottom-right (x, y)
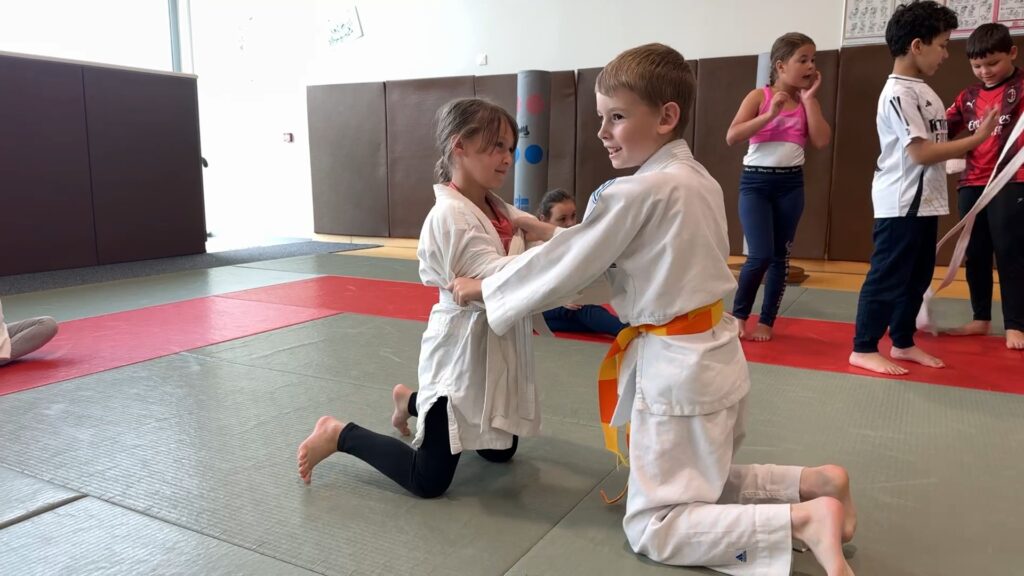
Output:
top-left (890, 345), bottom-right (944, 368)
top-left (799, 465), bottom-right (857, 542)
top-left (792, 498), bottom-right (857, 576)
top-left (1006, 329), bottom-right (1024, 350)
top-left (848, 352), bottom-right (909, 375)
top-left (944, 319), bottom-right (990, 336)
top-left (297, 416), bottom-right (346, 484)
top-left (392, 384), bottom-right (414, 436)
top-left (750, 323), bottom-right (773, 342)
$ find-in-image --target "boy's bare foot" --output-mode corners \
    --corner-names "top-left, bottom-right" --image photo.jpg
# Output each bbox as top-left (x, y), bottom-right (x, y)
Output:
top-left (800, 465), bottom-right (857, 542)
top-left (792, 498), bottom-right (856, 576)
top-left (890, 346), bottom-right (944, 368)
top-left (848, 352), bottom-right (908, 375)
top-left (944, 319), bottom-right (990, 336)
top-left (1007, 330), bottom-right (1024, 350)
top-left (750, 323), bottom-right (773, 342)
top-left (297, 416), bottom-right (345, 484)
top-left (392, 384), bottom-right (414, 436)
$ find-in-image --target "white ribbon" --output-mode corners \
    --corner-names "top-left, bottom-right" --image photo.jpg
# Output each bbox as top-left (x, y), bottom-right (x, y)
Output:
top-left (917, 112), bottom-right (1024, 332)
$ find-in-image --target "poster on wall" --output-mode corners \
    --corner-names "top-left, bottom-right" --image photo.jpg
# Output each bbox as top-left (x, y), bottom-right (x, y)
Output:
top-left (843, 0), bottom-right (1024, 46)
top-left (844, 0), bottom-right (897, 43)
top-left (320, 4), bottom-right (363, 48)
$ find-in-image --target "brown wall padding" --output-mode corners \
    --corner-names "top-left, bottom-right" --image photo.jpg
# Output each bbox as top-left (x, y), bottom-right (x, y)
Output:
top-left (830, 38), bottom-right (1024, 263)
top-left (694, 55), bottom-right (759, 255)
top-left (829, 44), bottom-right (889, 262)
top-left (797, 49), bottom-right (839, 260)
top-left (84, 67), bottom-right (206, 264)
top-left (385, 76), bottom-right (475, 237)
top-left (308, 82), bottom-right (389, 236)
top-left (574, 62), bottom-right (699, 211)
top-left (0, 55), bottom-right (97, 276)
top-left (473, 71), bottom-right (577, 207)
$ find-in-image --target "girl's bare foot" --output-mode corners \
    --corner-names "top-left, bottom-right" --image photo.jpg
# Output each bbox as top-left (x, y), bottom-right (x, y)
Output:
top-left (800, 465), bottom-right (857, 542)
top-left (848, 352), bottom-right (908, 375)
top-left (1007, 329), bottom-right (1024, 350)
top-left (297, 416), bottom-right (345, 485)
top-left (750, 323), bottom-right (773, 342)
top-left (792, 498), bottom-right (856, 576)
top-left (944, 319), bottom-right (990, 336)
top-left (392, 384), bottom-right (414, 436)
top-left (737, 316), bottom-right (752, 340)
top-left (890, 345), bottom-right (944, 368)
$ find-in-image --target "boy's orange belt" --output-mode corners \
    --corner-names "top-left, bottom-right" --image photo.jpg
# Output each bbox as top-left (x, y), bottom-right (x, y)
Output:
top-left (597, 299), bottom-right (724, 503)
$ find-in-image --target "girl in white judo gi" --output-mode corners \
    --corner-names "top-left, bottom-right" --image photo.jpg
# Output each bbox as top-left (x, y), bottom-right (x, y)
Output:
top-left (298, 98), bottom-right (542, 498)
top-left (452, 44), bottom-right (858, 576)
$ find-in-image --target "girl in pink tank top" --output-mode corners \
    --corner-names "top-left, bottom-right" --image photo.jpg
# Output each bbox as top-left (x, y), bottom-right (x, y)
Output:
top-left (725, 33), bottom-right (832, 343)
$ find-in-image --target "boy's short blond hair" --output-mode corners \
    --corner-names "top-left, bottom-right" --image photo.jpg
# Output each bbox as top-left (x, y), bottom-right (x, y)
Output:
top-left (595, 43), bottom-right (695, 139)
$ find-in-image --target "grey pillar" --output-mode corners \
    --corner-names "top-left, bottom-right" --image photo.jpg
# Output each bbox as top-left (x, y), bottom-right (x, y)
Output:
top-left (513, 70), bottom-right (551, 213)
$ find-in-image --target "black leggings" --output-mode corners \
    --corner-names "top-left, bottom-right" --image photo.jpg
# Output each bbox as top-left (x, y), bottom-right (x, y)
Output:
top-left (337, 393), bottom-right (518, 498)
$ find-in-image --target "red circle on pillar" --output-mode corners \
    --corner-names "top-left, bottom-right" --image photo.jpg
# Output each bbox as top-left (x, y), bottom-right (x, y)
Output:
top-left (526, 94), bottom-right (545, 115)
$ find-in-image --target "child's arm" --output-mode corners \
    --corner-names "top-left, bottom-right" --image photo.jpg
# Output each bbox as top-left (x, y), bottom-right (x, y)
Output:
top-left (725, 89), bottom-right (786, 146)
top-left (801, 72), bottom-right (831, 149)
top-left (946, 91), bottom-right (967, 139)
top-left (886, 85), bottom-right (998, 166)
top-left (453, 183), bottom-right (646, 336)
top-left (419, 210), bottom-right (518, 287)
top-left (907, 106), bottom-right (996, 165)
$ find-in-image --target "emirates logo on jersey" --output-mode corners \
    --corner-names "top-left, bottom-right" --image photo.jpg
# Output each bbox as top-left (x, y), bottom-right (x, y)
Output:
top-left (1008, 87), bottom-right (1017, 104)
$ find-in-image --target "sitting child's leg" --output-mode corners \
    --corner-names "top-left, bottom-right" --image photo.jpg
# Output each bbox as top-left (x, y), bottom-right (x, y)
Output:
top-left (2, 316), bottom-right (58, 365)
top-left (576, 304), bottom-right (628, 337)
top-left (298, 397), bottom-right (461, 498)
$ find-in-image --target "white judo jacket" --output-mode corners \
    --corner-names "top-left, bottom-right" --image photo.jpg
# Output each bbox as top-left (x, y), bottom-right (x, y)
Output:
top-left (414, 184), bottom-right (541, 453)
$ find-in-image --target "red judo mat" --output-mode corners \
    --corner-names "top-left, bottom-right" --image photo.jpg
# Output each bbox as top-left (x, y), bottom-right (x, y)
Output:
top-left (3, 275), bottom-right (1019, 396)
top-left (221, 276), bottom-right (1023, 394)
top-left (0, 296), bottom-right (339, 396)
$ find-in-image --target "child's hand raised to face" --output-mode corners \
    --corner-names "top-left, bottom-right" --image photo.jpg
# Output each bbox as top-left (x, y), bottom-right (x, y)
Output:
top-left (799, 71), bottom-right (822, 102)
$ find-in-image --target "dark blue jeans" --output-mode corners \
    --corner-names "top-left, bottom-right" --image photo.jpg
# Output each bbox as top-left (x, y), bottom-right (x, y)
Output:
top-left (543, 305), bottom-right (627, 337)
top-left (853, 216), bottom-right (938, 353)
top-left (732, 166), bottom-right (805, 327)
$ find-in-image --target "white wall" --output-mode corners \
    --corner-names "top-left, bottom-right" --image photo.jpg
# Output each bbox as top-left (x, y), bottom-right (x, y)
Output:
top-left (0, 0), bottom-right (171, 71)
top-left (190, 0), bottom-right (844, 239)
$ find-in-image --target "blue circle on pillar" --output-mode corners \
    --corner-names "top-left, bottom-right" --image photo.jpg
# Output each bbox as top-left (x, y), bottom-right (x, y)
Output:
top-left (514, 148), bottom-right (520, 163)
top-left (525, 145), bottom-right (544, 164)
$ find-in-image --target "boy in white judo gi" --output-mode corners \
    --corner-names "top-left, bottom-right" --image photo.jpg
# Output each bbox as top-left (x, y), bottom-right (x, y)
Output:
top-left (452, 43), bottom-right (857, 576)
